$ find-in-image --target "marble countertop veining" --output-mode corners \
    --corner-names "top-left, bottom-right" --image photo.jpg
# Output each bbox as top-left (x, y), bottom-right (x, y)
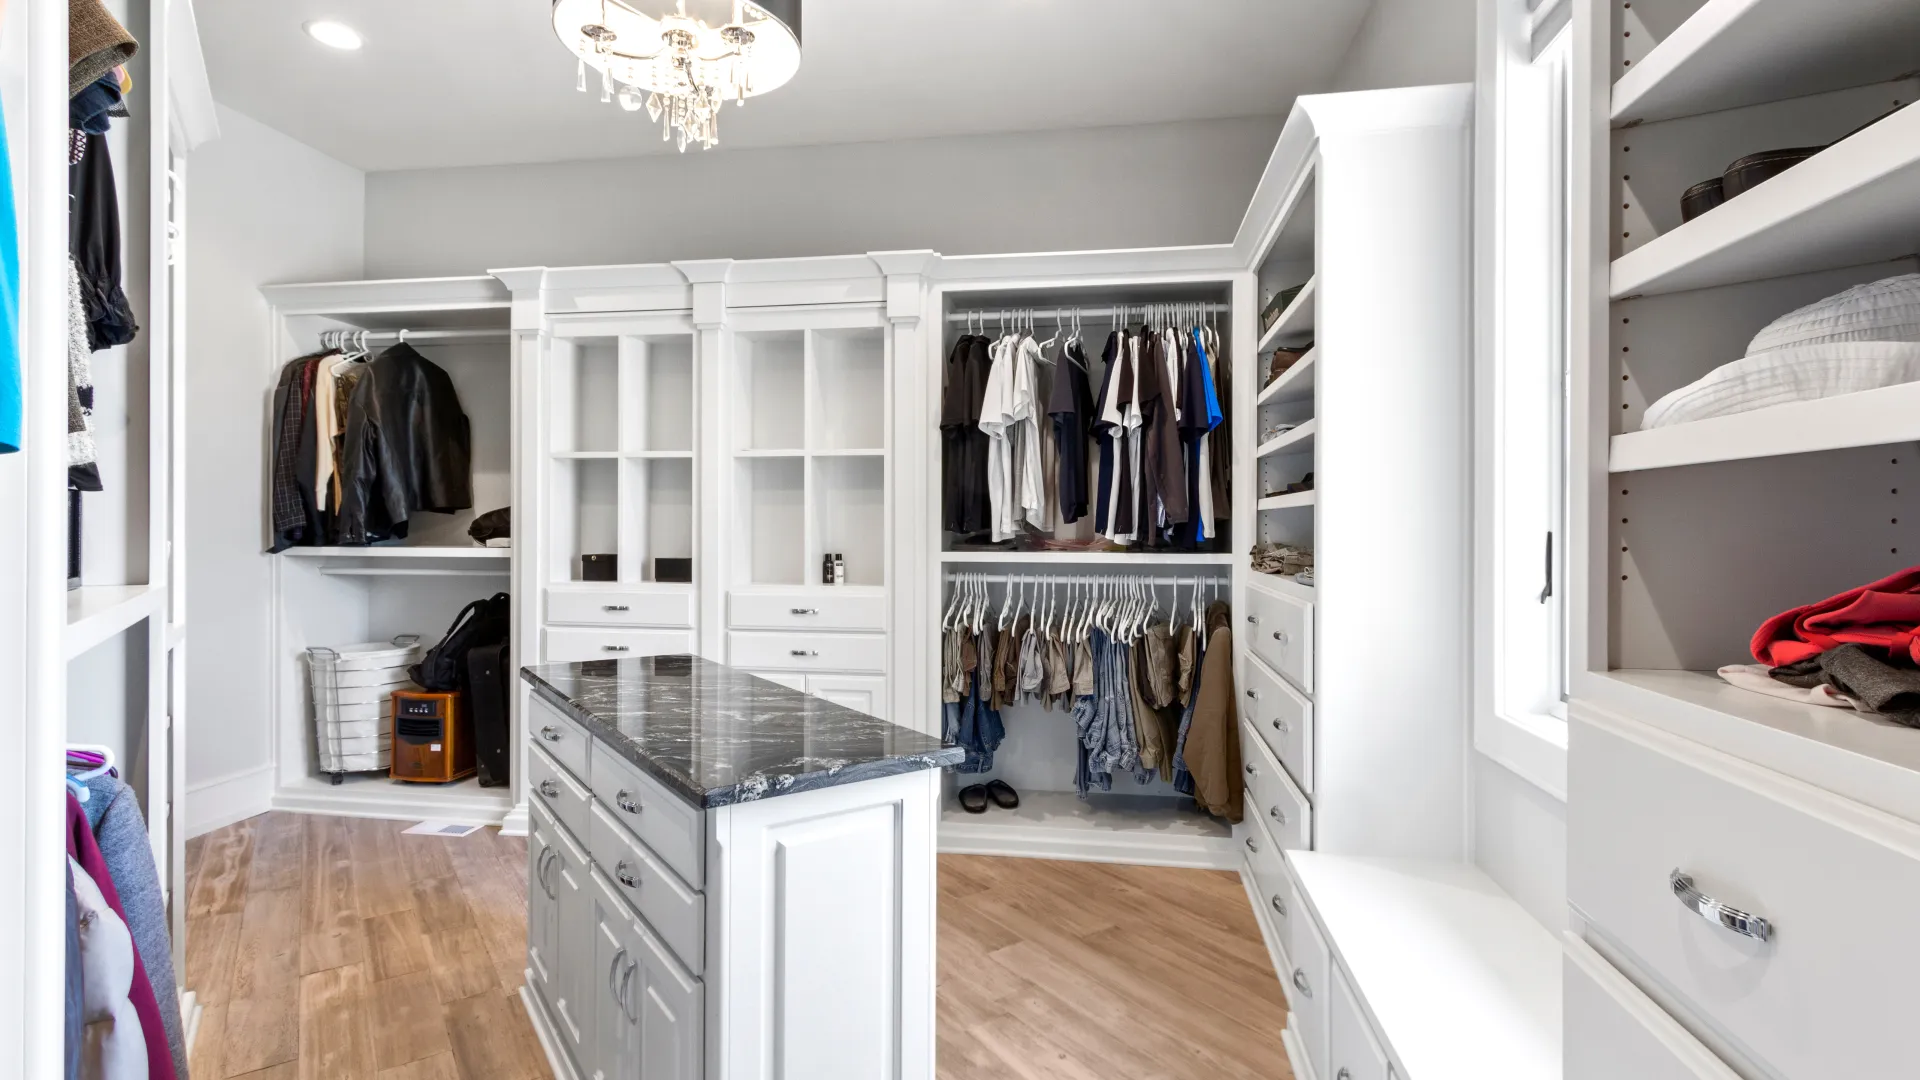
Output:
top-left (520, 655), bottom-right (963, 809)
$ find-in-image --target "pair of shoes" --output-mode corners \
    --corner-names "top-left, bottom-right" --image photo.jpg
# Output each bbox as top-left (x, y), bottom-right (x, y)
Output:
top-left (958, 780), bottom-right (1020, 814)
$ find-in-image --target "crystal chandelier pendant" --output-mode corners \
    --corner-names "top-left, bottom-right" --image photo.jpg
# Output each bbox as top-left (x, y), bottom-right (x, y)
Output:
top-left (551, 0), bottom-right (802, 150)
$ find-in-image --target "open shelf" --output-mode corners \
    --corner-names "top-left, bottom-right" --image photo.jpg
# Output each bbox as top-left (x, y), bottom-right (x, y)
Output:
top-left (636, 336), bottom-right (695, 453)
top-left (1257, 346), bottom-right (1317, 406)
top-left (552, 338), bottom-right (620, 454)
top-left (553, 458), bottom-right (619, 583)
top-left (736, 456), bottom-right (807, 586)
top-left (281, 546), bottom-right (509, 559)
top-left (551, 451), bottom-right (620, 460)
top-left (938, 790), bottom-right (1236, 868)
top-left (1611, 0), bottom-right (1920, 127)
top-left (735, 331), bottom-right (806, 452)
top-left (812, 327), bottom-right (886, 452)
top-left (1248, 574), bottom-right (1315, 605)
top-left (66, 584), bottom-right (167, 660)
top-left (1258, 276), bottom-right (1317, 352)
top-left (1610, 381), bottom-right (1920, 473)
top-left (1611, 104), bottom-right (1920, 297)
top-left (1256, 419), bottom-right (1316, 460)
top-left (1258, 491), bottom-right (1316, 512)
top-left (940, 551), bottom-right (1233, 566)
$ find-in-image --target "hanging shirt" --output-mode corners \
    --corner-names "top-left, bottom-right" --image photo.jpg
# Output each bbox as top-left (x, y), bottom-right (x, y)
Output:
top-left (1205, 326), bottom-right (1233, 528)
top-left (1048, 338), bottom-right (1096, 523)
top-left (313, 354), bottom-right (345, 510)
top-left (939, 334), bottom-right (992, 535)
top-left (1013, 335), bottom-right (1052, 532)
top-left (0, 90), bottom-right (19, 454)
top-left (978, 334), bottom-right (1020, 542)
top-left (1090, 331), bottom-right (1121, 534)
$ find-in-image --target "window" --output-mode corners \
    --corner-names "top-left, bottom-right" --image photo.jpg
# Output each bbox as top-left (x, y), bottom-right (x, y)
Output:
top-left (1476, 7), bottom-right (1573, 797)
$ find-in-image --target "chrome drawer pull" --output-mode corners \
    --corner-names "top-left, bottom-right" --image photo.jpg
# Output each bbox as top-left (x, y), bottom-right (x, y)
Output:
top-left (603, 605), bottom-right (631, 612)
top-left (537, 779), bottom-right (559, 799)
top-left (1338, 1070), bottom-right (1353, 1080)
top-left (1671, 869), bottom-right (1772, 942)
top-left (1245, 688), bottom-right (1259, 700)
top-left (619, 956), bottom-right (640, 1023)
top-left (1270, 806), bottom-right (1287, 826)
top-left (1272, 718), bottom-right (1289, 735)
top-left (1245, 763), bottom-right (1257, 776)
top-left (539, 726), bottom-right (562, 742)
top-left (1291, 969), bottom-right (1312, 998)
top-left (790, 607), bottom-right (819, 615)
top-left (615, 790), bottom-right (642, 815)
top-left (604, 645), bottom-right (631, 652)
top-left (1245, 836), bottom-right (1260, 853)
top-left (1245, 614), bottom-right (1259, 625)
top-left (1272, 630), bottom-right (1288, 644)
top-left (1271, 895), bottom-right (1287, 917)
top-left (791, 649), bottom-right (818, 657)
top-left (615, 860), bottom-right (641, 890)
top-left (607, 947), bottom-right (629, 1003)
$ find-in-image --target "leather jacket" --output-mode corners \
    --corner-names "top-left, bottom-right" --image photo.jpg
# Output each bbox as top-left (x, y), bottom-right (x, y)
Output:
top-left (334, 343), bottom-right (472, 544)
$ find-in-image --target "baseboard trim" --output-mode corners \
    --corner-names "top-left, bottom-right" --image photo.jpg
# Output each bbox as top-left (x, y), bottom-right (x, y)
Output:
top-left (520, 979), bottom-right (580, 1080)
top-left (185, 765), bottom-right (275, 838)
top-left (499, 800), bottom-right (530, 838)
top-left (1240, 862), bottom-right (1295, 1004)
top-left (179, 990), bottom-right (202, 1054)
top-left (1282, 1020), bottom-right (1316, 1080)
top-left (938, 821), bottom-right (1240, 870)
top-left (271, 780), bottom-right (514, 827)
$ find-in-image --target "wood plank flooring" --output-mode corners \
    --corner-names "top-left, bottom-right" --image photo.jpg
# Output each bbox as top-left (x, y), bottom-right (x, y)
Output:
top-left (185, 814), bottom-right (1290, 1080)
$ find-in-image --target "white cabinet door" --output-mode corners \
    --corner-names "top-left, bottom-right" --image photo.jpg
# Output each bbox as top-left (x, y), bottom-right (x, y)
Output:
top-left (1329, 966), bottom-right (1390, 1080)
top-left (592, 871), bottom-right (638, 1080)
top-left (527, 808), bottom-right (560, 1001)
top-left (806, 674), bottom-right (888, 720)
top-left (549, 822), bottom-right (596, 1063)
top-left (631, 906), bottom-right (703, 1080)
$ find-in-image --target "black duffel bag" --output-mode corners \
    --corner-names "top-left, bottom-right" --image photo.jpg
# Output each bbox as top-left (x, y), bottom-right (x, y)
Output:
top-left (410, 592), bottom-right (511, 692)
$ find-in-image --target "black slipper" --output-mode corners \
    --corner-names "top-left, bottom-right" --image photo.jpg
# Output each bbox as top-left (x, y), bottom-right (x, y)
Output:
top-left (985, 780), bottom-right (1020, 809)
top-left (958, 785), bottom-right (990, 814)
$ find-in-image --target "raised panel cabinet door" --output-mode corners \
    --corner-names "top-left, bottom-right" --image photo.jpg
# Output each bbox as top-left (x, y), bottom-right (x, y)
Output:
top-left (550, 827), bottom-right (597, 1061)
top-left (527, 807), bottom-right (560, 999)
top-left (806, 674), bottom-right (888, 720)
top-left (592, 871), bottom-right (640, 1080)
top-left (1329, 966), bottom-right (1390, 1080)
top-left (632, 926), bottom-right (703, 1080)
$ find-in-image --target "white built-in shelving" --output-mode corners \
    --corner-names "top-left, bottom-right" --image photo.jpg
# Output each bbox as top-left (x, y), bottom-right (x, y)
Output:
top-left (939, 551), bottom-right (1235, 566)
top-left (1257, 275), bottom-right (1318, 353)
top-left (1257, 346), bottom-right (1317, 406)
top-left (1610, 380), bottom-right (1920, 472)
top-left (1257, 491), bottom-right (1317, 512)
top-left (65, 585), bottom-right (169, 662)
top-left (1257, 419), bottom-right (1317, 460)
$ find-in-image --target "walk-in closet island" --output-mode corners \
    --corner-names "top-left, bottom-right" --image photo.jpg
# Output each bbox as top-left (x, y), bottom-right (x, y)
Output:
top-left (519, 654), bottom-right (958, 1080)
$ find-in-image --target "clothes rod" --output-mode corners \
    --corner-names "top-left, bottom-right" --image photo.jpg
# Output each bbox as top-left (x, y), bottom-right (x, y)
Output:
top-left (319, 329), bottom-right (511, 345)
top-left (945, 303), bottom-right (1230, 325)
top-left (944, 571), bottom-right (1226, 587)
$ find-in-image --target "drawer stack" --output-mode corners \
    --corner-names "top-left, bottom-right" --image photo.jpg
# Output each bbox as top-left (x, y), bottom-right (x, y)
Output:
top-left (1240, 578), bottom-right (1315, 972)
top-left (525, 696), bottom-right (705, 1080)
top-left (727, 587), bottom-right (889, 720)
top-left (543, 585), bottom-right (695, 662)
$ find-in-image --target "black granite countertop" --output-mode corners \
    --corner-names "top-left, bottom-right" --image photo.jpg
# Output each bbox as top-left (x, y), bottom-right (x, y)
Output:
top-left (520, 655), bottom-right (963, 809)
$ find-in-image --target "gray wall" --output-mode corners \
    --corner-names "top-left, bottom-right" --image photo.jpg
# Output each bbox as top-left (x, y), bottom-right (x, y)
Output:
top-left (185, 104), bottom-right (365, 832)
top-left (362, 116), bottom-right (1283, 279)
top-left (1331, 0), bottom-right (1478, 91)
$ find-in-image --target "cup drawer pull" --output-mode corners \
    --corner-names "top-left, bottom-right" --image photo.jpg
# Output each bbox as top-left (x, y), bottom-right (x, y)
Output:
top-left (791, 649), bottom-right (818, 657)
top-left (1245, 835), bottom-right (1260, 853)
top-left (1269, 806), bottom-right (1287, 826)
top-left (1671, 869), bottom-right (1772, 942)
top-left (1271, 718), bottom-right (1289, 734)
top-left (603, 645), bottom-right (631, 652)
top-left (1272, 630), bottom-right (1288, 644)
top-left (1271, 895), bottom-right (1287, 917)
top-left (1245, 688), bottom-right (1259, 700)
top-left (1291, 969), bottom-right (1312, 998)
top-left (614, 860), bottom-right (641, 890)
top-left (615, 789), bottom-right (642, 815)
top-left (790, 607), bottom-right (819, 615)
top-left (603, 605), bottom-right (630, 612)
top-left (539, 725), bottom-right (562, 742)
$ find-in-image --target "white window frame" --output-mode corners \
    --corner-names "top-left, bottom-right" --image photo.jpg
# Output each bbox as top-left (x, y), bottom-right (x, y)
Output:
top-left (1473, 0), bottom-right (1573, 801)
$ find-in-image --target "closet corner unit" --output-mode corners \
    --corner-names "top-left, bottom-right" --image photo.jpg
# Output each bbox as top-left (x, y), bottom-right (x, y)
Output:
top-left (1231, 83), bottom-right (1474, 875)
top-left (261, 275), bottom-right (518, 827)
top-left (1567, 4), bottom-right (1920, 1079)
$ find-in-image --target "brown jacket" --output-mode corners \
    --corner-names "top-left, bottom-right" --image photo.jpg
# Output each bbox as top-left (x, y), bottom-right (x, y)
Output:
top-left (1183, 602), bottom-right (1242, 822)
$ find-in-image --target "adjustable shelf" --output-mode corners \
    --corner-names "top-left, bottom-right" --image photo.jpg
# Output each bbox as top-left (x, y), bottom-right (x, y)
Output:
top-left (66, 584), bottom-right (168, 661)
top-left (280, 546), bottom-right (510, 560)
top-left (1611, 0), bottom-right (1920, 127)
top-left (1258, 491), bottom-right (1316, 512)
top-left (1610, 103), bottom-right (1920, 297)
top-left (1610, 382), bottom-right (1920, 473)
top-left (1258, 276), bottom-right (1317, 352)
top-left (1257, 347), bottom-right (1317, 407)
top-left (1256, 419), bottom-right (1316, 460)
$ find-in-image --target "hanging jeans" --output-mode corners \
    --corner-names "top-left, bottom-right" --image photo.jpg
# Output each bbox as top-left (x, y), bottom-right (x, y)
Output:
top-left (1171, 633), bottom-right (1206, 795)
top-left (943, 664), bottom-right (1004, 773)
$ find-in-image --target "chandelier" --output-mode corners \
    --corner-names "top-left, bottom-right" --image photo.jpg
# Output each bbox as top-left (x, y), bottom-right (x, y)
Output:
top-left (552, 0), bottom-right (803, 151)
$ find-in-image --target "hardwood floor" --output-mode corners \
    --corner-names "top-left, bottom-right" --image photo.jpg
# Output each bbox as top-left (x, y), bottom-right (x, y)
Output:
top-left (185, 814), bottom-right (1290, 1080)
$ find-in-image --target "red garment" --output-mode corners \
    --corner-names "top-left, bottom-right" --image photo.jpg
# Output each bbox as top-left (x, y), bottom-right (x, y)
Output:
top-left (1752, 565), bottom-right (1920, 667)
top-left (67, 791), bottom-right (177, 1080)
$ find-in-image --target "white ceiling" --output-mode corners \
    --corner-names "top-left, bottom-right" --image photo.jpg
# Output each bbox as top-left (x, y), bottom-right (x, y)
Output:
top-left (195, 0), bottom-right (1374, 172)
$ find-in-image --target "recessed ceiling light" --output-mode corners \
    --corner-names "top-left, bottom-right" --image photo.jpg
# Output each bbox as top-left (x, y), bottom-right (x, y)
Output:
top-left (304, 20), bottom-right (363, 50)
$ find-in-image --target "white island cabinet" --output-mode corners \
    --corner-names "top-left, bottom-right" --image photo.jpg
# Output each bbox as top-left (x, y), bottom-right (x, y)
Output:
top-left (518, 654), bottom-right (957, 1080)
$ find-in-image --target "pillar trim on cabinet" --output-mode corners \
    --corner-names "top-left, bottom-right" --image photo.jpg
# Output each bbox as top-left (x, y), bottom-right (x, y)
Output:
top-left (871, 250), bottom-right (939, 734)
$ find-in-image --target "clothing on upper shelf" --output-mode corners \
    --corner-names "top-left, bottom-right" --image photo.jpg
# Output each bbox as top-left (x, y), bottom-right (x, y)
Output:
top-left (1751, 563), bottom-right (1920, 667)
top-left (1769, 644), bottom-right (1920, 728)
top-left (69, 0), bottom-right (138, 97)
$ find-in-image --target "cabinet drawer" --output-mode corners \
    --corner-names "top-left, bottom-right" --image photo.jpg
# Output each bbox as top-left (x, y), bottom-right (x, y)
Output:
top-left (1242, 721), bottom-right (1312, 852)
top-left (1289, 884), bottom-right (1332, 1079)
top-left (727, 630), bottom-right (886, 673)
top-left (1570, 713), bottom-right (1920, 1080)
top-left (744, 670), bottom-right (808, 691)
top-left (530, 745), bottom-right (592, 846)
top-left (529, 696), bottom-right (592, 783)
top-left (1565, 935), bottom-right (1743, 1080)
top-left (591, 802), bottom-right (704, 975)
top-left (544, 627), bottom-right (694, 663)
top-left (1242, 654), bottom-right (1314, 795)
top-left (728, 589), bottom-right (886, 631)
top-left (1245, 582), bottom-right (1312, 693)
top-left (548, 587), bottom-right (693, 628)
top-left (1243, 795), bottom-right (1295, 964)
top-left (1330, 966), bottom-right (1391, 1080)
top-left (591, 739), bottom-right (706, 889)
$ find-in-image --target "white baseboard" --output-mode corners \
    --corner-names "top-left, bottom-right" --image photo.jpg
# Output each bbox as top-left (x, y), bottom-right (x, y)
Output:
top-left (938, 820), bottom-right (1241, 870)
top-left (499, 800), bottom-right (530, 838)
top-left (271, 777), bottom-right (514, 827)
top-left (185, 765), bottom-right (275, 838)
top-left (1240, 861), bottom-right (1295, 1004)
top-left (179, 990), bottom-right (202, 1053)
top-left (1282, 1020), bottom-right (1316, 1080)
top-left (521, 979), bottom-right (580, 1080)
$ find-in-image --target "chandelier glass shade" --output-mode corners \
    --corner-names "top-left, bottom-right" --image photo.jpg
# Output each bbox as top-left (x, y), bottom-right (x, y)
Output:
top-left (553, 0), bottom-right (803, 151)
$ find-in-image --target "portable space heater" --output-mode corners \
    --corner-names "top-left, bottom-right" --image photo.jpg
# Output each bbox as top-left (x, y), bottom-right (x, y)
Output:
top-left (389, 689), bottom-right (476, 783)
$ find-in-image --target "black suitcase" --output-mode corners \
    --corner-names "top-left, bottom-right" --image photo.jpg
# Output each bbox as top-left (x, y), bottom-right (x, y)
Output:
top-left (466, 640), bottom-right (512, 788)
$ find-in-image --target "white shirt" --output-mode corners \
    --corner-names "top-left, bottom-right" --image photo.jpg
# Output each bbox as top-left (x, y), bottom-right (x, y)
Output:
top-left (978, 334), bottom-right (1019, 541)
top-left (1013, 335), bottom-right (1052, 531)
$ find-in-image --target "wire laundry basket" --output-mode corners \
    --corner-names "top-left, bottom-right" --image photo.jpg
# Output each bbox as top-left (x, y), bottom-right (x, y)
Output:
top-left (307, 635), bottom-right (423, 783)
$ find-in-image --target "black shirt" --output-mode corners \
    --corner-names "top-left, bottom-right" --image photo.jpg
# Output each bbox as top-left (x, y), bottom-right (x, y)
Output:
top-left (1047, 339), bottom-right (1096, 524)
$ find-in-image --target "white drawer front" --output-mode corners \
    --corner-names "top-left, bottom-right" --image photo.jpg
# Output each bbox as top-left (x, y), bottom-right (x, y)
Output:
top-left (1565, 935), bottom-right (1743, 1080)
top-left (529, 696), bottom-right (592, 783)
top-left (728, 590), bottom-right (886, 632)
top-left (544, 628), bottom-right (694, 663)
top-left (726, 630), bottom-right (886, 673)
top-left (590, 739), bottom-right (706, 889)
top-left (591, 803), bottom-right (705, 976)
top-left (1330, 967), bottom-right (1390, 1080)
top-left (529, 745), bottom-right (591, 850)
top-left (1571, 712), bottom-right (1920, 1080)
top-left (1242, 720), bottom-right (1312, 852)
top-left (744, 670), bottom-right (808, 691)
top-left (1244, 795), bottom-right (1295, 963)
top-left (547, 588), bottom-right (693, 628)
top-left (1243, 654), bottom-right (1314, 795)
top-left (1289, 888), bottom-right (1332, 1079)
top-left (1245, 583), bottom-right (1312, 693)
